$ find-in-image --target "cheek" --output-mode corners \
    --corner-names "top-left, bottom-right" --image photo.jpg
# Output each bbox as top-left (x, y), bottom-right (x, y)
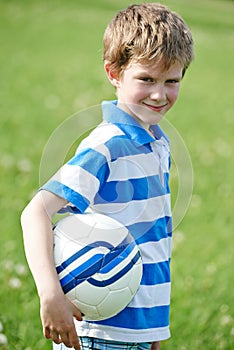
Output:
top-left (132, 86), bottom-right (149, 101)
top-left (125, 87), bottom-right (145, 103)
top-left (168, 86), bottom-right (180, 105)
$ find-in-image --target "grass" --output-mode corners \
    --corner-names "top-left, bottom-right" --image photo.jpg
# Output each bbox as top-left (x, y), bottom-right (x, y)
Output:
top-left (0, 0), bottom-right (233, 349)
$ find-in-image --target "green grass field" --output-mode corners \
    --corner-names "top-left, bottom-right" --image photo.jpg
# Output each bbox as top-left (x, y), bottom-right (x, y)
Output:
top-left (0, 0), bottom-right (233, 349)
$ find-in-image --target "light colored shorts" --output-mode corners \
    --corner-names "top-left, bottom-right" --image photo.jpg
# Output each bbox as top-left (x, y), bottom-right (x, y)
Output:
top-left (53, 337), bottom-right (151, 349)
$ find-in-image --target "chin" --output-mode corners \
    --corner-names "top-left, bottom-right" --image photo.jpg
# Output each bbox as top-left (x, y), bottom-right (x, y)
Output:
top-left (148, 114), bottom-right (165, 125)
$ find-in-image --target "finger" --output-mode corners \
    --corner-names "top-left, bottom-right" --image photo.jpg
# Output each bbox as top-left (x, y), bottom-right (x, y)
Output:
top-left (44, 326), bottom-right (51, 339)
top-left (50, 330), bottom-right (62, 345)
top-left (59, 332), bottom-right (79, 349)
top-left (67, 329), bottom-right (80, 350)
top-left (151, 342), bottom-right (160, 350)
top-left (59, 324), bottom-right (79, 349)
top-left (73, 340), bottom-right (81, 350)
top-left (59, 333), bottom-right (71, 347)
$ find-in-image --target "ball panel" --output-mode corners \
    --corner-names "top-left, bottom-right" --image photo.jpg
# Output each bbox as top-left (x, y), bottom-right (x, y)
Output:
top-left (88, 226), bottom-right (128, 247)
top-left (74, 281), bottom-right (109, 305)
top-left (96, 288), bottom-right (133, 319)
top-left (54, 214), bottom-right (93, 241)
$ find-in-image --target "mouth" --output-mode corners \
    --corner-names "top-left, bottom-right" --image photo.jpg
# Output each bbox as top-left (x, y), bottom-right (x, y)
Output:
top-left (142, 102), bottom-right (167, 112)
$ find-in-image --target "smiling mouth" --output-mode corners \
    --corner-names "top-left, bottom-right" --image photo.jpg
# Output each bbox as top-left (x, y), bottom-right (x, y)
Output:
top-left (143, 102), bottom-right (167, 112)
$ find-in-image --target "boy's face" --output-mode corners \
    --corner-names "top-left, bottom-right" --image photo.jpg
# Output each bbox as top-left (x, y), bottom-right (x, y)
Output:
top-left (109, 59), bottom-right (183, 130)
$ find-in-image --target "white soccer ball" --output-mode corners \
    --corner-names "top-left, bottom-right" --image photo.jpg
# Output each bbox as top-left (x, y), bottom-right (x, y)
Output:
top-left (53, 212), bottom-right (142, 321)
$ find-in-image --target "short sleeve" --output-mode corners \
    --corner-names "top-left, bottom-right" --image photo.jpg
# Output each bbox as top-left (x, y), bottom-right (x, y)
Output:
top-left (41, 147), bottom-right (110, 213)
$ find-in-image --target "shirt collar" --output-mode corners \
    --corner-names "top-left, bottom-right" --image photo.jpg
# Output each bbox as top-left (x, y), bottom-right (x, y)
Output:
top-left (102, 100), bottom-right (169, 145)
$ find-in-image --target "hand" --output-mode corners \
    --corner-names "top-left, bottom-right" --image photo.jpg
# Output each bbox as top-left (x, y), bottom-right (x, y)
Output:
top-left (150, 341), bottom-right (160, 350)
top-left (40, 292), bottom-right (83, 349)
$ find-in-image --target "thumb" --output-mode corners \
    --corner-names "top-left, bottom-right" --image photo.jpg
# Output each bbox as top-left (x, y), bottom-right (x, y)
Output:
top-left (72, 303), bottom-right (83, 321)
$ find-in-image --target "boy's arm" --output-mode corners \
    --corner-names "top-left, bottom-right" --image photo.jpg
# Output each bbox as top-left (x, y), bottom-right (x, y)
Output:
top-left (21, 190), bottom-right (82, 349)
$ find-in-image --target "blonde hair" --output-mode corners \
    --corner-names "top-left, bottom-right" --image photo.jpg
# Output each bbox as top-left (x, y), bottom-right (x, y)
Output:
top-left (103, 3), bottom-right (194, 74)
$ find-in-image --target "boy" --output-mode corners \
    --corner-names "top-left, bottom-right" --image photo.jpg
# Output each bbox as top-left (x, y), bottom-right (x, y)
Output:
top-left (21, 3), bottom-right (194, 350)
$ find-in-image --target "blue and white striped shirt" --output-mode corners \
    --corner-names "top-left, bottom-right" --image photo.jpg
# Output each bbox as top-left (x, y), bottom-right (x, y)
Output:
top-left (43, 100), bottom-right (172, 342)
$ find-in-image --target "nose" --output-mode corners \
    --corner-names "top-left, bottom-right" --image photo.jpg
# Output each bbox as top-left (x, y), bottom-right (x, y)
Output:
top-left (150, 83), bottom-right (166, 101)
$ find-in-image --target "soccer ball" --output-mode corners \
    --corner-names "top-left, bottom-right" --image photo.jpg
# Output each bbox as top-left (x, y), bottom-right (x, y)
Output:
top-left (53, 212), bottom-right (142, 321)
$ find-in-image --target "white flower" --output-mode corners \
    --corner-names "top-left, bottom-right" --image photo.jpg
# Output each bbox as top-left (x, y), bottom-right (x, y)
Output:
top-left (9, 277), bottom-right (22, 289)
top-left (17, 158), bottom-right (32, 173)
top-left (0, 333), bottom-right (8, 345)
top-left (3, 260), bottom-right (14, 271)
top-left (15, 263), bottom-right (27, 276)
top-left (172, 230), bottom-right (185, 251)
top-left (220, 315), bottom-right (232, 326)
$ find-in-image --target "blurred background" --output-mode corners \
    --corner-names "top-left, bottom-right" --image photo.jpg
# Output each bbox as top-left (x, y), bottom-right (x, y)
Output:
top-left (0, 0), bottom-right (233, 349)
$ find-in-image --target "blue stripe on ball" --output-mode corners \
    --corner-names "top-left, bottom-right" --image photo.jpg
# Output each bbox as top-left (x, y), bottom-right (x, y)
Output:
top-left (59, 237), bottom-right (139, 294)
top-left (88, 250), bottom-right (141, 287)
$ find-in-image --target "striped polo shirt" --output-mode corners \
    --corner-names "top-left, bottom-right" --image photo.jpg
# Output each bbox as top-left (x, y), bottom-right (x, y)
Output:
top-left (43, 100), bottom-right (172, 342)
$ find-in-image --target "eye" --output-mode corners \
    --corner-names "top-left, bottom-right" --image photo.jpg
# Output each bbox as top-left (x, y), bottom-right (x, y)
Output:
top-left (139, 77), bottom-right (154, 83)
top-left (166, 79), bottom-right (180, 84)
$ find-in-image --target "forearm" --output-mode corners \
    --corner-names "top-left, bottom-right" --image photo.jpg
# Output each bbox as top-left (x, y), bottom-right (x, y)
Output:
top-left (21, 191), bottom-right (66, 298)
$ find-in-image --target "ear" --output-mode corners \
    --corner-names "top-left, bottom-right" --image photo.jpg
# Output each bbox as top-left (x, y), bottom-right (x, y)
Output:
top-left (104, 62), bottom-right (120, 88)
